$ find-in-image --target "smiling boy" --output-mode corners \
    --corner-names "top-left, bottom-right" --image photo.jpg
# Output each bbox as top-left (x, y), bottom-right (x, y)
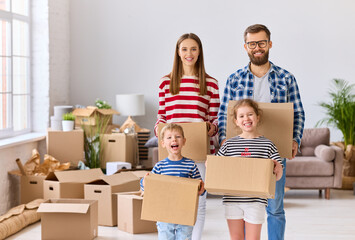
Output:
top-left (141, 123), bottom-right (205, 240)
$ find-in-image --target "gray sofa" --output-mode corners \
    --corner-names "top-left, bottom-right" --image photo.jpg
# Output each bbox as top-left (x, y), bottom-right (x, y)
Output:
top-left (285, 128), bottom-right (343, 199)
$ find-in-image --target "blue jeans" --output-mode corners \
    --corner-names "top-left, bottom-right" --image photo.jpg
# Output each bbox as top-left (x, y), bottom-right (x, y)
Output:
top-left (157, 222), bottom-right (193, 240)
top-left (266, 158), bottom-right (286, 240)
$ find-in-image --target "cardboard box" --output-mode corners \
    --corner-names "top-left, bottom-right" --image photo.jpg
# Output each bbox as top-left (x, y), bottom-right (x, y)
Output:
top-left (205, 155), bottom-right (276, 198)
top-left (226, 101), bottom-right (294, 159)
top-left (37, 198), bottom-right (98, 240)
top-left (72, 107), bottom-right (119, 126)
top-left (9, 170), bottom-right (47, 204)
top-left (157, 122), bottom-right (209, 162)
top-left (84, 172), bottom-right (141, 226)
top-left (43, 168), bottom-right (103, 200)
top-left (47, 128), bottom-right (84, 166)
top-left (141, 174), bottom-right (200, 226)
top-left (21, 175), bottom-right (46, 204)
top-left (116, 191), bottom-right (157, 234)
top-left (101, 133), bottom-right (138, 168)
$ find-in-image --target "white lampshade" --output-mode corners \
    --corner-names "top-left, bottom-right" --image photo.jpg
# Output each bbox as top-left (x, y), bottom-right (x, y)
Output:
top-left (115, 94), bottom-right (145, 116)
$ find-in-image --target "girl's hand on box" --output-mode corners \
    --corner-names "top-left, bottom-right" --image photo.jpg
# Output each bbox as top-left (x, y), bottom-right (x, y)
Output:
top-left (273, 160), bottom-right (283, 181)
top-left (198, 180), bottom-right (205, 195)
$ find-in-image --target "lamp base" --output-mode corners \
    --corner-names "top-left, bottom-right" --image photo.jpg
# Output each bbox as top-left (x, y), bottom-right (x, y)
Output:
top-left (119, 116), bottom-right (142, 133)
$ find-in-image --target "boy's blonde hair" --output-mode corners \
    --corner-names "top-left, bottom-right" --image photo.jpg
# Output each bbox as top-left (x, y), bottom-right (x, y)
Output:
top-left (160, 123), bottom-right (185, 139)
top-left (232, 99), bottom-right (263, 121)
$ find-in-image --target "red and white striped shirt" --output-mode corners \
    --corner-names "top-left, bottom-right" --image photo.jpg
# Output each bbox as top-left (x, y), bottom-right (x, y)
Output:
top-left (155, 75), bottom-right (220, 153)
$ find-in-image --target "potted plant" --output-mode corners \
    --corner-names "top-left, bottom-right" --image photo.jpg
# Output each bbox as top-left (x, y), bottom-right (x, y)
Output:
top-left (62, 112), bottom-right (76, 131)
top-left (317, 79), bottom-right (355, 188)
top-left (82, 99), bottom-right (112, 169)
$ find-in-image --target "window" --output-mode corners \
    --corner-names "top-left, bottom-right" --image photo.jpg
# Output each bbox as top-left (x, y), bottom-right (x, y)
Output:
top-left (0, 0), bottom-right (30, 139)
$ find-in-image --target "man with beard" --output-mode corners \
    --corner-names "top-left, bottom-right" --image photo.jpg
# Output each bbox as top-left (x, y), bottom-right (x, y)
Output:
top-left (217, 24), bottom-right (305, 240)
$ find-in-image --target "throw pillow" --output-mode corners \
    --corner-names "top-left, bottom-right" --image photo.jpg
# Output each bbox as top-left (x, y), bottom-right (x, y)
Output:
top-left (144, 136), bottom-right (158, 148)
top-left (314, 144), bottom-right (335, 162)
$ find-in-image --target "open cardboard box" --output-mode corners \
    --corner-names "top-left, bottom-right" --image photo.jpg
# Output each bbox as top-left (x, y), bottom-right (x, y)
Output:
top-left (157, 122), bottom-right (209, 162)
top-left (46, 128), bottom-right (84, 166)
top-left (205, 155), bottom-right (276, 198)
top-left (37, 198), bottom-right (98, 240)
top-left (84, 172), bottom-right (141, 226)
top-left (72, 107), bottom-right (119, 126)
top-left (101, 133), bottom-right (138, 169)
top-left (43, 168), bottom-right (103, 200)
top-left (116, 191), bottom-right (157, 234)
top-left (226, 101), bottom-right (294, 159)
top-left (141, 174), bottom-right (200, 226)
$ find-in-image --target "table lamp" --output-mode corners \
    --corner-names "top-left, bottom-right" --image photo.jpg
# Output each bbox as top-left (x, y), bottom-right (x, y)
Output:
top-left (115, 94), bottom-right (145, 133)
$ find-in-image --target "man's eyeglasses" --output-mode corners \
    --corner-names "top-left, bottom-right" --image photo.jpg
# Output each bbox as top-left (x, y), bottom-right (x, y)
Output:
top-left (246, 40), bottom-right (268, 49)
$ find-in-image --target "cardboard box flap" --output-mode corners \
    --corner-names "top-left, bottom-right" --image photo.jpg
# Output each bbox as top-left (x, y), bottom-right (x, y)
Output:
top-left (87, 171), bottom-right (139, 186)
top-left (72, 108), bottom-right (96, 117)
top-left (47, 168), bottom-right (103, 183)
top-left (100, 172), bottom-right (139, 185)
top-left (72, 108), bottom-right (119, 117)
top-left (129, 170), bottom-right (150, 179)
top-left (38, 203), bottom-right (90, 214)
top-left (96, 109), bottom-right (119, 115)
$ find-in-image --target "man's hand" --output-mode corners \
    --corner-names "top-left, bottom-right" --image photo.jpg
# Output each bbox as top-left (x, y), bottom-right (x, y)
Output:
top-left (273, 160), bottom-right (283, 181)
top-left (291, 140), bottom-right (298, 159)
top-left (221, 139), bottom-right (226, 146)
top-left (198, 180), bottom-right (205, 195)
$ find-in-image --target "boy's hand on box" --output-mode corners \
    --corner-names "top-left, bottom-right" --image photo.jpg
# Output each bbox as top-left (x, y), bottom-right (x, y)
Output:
top-left (142, 172), bottom-right (150, 187)
top-left (198, 180), bottom-right (205, 195)
top-left (273, 160), bottom-right (283, 181)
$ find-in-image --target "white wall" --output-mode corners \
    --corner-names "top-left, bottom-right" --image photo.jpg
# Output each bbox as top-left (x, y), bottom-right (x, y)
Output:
top-left (69, 0), bottom-right (355, 142)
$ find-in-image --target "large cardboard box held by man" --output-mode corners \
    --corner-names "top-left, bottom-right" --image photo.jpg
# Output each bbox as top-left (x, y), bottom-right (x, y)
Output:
top-left (101, 133), bottom-right (138, 168)
top-left (84, 172), bottom-right (141, 226)
top-left (37, 198), bottom-right (98, 240)
top-left (46, 128), bottom-right (84, 166)
top-left (116, 191), bottom-right (157, 234)
top-left (205, 155), bottom-right (276, 198)
top-left (226, 101), bottom-right (294, 159)
top-left (43, 168), bottom-right (103, 200)
top-left (141, 174), bottom-right (201, 226)
top-left (157, 122), bottom-right (209, 162)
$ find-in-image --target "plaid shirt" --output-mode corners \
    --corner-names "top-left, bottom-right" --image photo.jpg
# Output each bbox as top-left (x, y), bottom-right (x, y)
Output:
top-left (218, 61), bottom-right (305, 147)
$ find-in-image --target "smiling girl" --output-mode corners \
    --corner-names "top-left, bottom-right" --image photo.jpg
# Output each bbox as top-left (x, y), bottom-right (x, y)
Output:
top-left (217, 99), bottom-right (283, 240)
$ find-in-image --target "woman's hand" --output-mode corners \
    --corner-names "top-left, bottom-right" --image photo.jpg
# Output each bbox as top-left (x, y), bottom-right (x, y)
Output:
top-left (272, 160), bottom-right (283, 181)
top-left (207, 122), bottom-right (216, 137)
top-left (198, 180), bottom-right (205, 195)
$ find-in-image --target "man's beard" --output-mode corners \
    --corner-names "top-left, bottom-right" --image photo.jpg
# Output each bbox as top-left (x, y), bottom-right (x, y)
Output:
top-left (248, 50), bottom-right (269, 66)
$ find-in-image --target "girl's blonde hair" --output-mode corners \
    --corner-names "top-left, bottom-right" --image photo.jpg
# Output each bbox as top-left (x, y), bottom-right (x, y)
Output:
top-left (232, 99), bottom-right (262, 121)
top-left (169, 33), bottom-right (207, 95)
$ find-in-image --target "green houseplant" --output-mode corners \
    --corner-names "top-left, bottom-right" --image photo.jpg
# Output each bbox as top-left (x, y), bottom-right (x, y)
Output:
top-left (82, 99), bottom-right (113, 169)
top-left (317, 79), bottom-right (355, 181)
top-left (62, 112), bottom-right (75, 131)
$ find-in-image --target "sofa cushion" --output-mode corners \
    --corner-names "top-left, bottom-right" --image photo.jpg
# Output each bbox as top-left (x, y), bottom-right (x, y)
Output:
top-left (286, 156), bottom-right (334, 176)
top-left (314, 144), bottom-right (335, 162)
top-left (298, 128), bottom-right (330, 156)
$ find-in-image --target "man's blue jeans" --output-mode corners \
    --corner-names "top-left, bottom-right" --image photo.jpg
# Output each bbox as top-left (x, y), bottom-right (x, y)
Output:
top-left (157, 222), bottom-right (193, 240)
top-left (266, 158), bottom-right (286, 240)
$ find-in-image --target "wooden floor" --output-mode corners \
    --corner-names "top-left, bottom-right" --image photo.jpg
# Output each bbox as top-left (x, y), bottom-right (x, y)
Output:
top-left (7, 189), bottom-right (355, 240)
